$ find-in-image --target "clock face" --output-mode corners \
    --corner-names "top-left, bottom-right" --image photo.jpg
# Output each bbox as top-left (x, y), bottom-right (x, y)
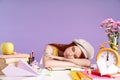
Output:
top-left (99, 51), bottom-right (117, 68)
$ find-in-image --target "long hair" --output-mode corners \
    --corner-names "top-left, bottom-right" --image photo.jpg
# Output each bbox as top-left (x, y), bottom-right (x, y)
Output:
top-left (48, 42), bottom-right (76, 56)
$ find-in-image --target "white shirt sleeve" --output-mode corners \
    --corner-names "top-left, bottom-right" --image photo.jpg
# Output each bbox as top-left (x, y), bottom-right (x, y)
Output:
top-left (44, 45), bottom-right (54, 55)
top-left (40, 45), bottom-right (54, 64)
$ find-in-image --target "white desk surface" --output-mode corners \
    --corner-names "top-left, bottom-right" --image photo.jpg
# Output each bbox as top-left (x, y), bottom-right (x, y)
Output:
top-left (1, 69), bottom-right (120, 80)
top-left (0, 69), bottom-right (72, 80)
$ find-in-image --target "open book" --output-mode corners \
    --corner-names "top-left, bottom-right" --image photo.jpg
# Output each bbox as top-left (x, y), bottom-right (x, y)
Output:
top-left (2, 60), bottom-right (40, 77)
top-left (96, 59), bottom-right (118, 76)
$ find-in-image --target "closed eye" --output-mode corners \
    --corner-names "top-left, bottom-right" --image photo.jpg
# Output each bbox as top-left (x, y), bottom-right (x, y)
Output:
top-left (72, 46), bottom-right (75, 52)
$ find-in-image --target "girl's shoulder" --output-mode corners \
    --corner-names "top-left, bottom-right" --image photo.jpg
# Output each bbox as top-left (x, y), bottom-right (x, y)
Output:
top-left (45, 44), bottom-right (59, 56)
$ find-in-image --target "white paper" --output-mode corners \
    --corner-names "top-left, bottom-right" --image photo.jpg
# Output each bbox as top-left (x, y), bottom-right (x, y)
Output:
top-left (97, 59), bottom-right (118, 76)
top-left (17, 60), bottom-right (39, 75)
top-left (2, 60), bottom-right (40, 77)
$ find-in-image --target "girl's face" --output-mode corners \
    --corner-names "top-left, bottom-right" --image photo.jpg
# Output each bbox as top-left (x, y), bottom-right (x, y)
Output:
top-left (63, 46), bottom-right (83, 59)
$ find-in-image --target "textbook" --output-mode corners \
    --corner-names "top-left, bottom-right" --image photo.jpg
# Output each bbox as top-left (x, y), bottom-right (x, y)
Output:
top-left (76, 70), bottom-right (120, 80)
top-left (72, 58), bottom-right (120, 80)
top-left (0, 53), bottom-right (29, 75)
top-left (0, 54), bottom-right (29, 58)
top-left (0, 54), bottom-right (29, 64)
top-left (0, 57), bottom-right (28, 64)
top-left (96, 59), bottom-right (118, 76)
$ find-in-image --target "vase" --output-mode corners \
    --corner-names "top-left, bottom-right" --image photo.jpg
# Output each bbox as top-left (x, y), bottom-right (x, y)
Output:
top-left (108, 33), bottom-right (119, 52)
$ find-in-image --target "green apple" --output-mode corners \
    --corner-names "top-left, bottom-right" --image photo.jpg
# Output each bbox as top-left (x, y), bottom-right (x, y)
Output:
top-left (0, 42), bottom-right (15, 55)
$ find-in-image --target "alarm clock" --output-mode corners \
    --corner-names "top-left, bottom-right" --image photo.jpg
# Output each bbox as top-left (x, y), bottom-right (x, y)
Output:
top-left (96, 42), bottom-right (120, 67)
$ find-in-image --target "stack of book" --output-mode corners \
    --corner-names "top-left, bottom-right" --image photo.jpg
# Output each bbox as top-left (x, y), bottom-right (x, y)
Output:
top-left (0, 53), bottom-right (29, 75)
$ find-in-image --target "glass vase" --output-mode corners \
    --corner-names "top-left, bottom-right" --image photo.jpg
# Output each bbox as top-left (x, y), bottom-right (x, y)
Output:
top-left (108, 34), bottom-right (119, 52)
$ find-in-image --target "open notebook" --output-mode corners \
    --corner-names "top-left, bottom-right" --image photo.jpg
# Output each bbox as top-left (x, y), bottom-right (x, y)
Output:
top-left (96, 59), bottom-right (118, 76)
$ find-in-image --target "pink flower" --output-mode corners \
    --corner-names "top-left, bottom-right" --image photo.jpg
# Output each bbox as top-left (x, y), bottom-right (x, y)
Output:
top-left (100, 18), bottom-right (120, 40)
top-left (116, 21), bottom-right (120, 27)
top-left (105, 32), bottom-right (110, 35)
top-left (111, 29), bottom-right (118, 32)
top-left (102, 18), bottom-right (114, 24)
top-left (105, 27), bottom-right (110, 30)
top-left (100, 18), bottom-right (120, 50)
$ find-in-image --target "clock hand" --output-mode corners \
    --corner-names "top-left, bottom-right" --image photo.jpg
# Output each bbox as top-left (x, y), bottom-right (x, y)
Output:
top-left (107, 51), bottom-right (109, 61)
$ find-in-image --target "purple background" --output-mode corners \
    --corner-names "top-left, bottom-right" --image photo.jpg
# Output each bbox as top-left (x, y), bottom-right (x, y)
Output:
top-left (0, 0), bottom-right (120, 64)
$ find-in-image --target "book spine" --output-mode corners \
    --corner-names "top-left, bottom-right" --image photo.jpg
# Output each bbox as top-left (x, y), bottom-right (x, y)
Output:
top-left (0, 58), bottom-right (28, 64)
top-left (0, 54), bottom-right (29, 58)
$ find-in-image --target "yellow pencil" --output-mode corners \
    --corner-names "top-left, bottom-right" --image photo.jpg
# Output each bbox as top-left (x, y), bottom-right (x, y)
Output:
top-left (69, 71), bottom-right (80, 80)
top-left (77, 71), bottom-right (92, 80)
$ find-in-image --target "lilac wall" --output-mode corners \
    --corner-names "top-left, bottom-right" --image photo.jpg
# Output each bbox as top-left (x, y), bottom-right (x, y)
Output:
top-left (0, 0), bottom-right (120, 63)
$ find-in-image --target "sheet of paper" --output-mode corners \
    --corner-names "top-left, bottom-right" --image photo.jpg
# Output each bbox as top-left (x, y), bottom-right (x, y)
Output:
top-left (104, 64), bottom-right (118, 75)
top-left (97, 59), bottom-right (118, 76)
top-left (17, 60), bottom-right (39, 75)
top-left (2, 65), bottom-right (37, 77)
top-left (2, 60), bottom-right (40, 77)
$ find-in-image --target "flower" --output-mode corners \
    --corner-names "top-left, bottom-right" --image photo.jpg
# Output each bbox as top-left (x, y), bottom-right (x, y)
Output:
top-left (100, 18), bottom-right (120, 51)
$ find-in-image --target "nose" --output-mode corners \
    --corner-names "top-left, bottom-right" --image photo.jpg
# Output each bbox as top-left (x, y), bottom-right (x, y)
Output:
top-left (66, 53), bottom-right (74, 59)
top-left (67, 53), bottom-right (73, 56)
top-left (68, 53), bottom-right (73, 56)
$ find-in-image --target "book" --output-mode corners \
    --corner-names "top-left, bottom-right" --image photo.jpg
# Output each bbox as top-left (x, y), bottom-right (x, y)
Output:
top-left (0, 54), bottom-right (29, 64)
top-left (0, 53), bottom-right (29, 58)
top-left (0, 57), bottom-right (28, 64)
top-left (76, 70), bottom-right (120, 80)
top-left (96, 59), bottom-right (118, 76)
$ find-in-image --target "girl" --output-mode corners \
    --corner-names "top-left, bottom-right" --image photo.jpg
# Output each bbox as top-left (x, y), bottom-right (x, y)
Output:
top-left (43, 39), bottom-right (94, 68)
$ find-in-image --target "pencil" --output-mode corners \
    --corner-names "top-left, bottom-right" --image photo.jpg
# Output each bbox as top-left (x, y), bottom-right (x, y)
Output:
top-left (69, 71), bottom-right (80, 80)
top-left (46, 67), bottom-right (52, 71)
top-left (77, 71), bottom-right (92, 80)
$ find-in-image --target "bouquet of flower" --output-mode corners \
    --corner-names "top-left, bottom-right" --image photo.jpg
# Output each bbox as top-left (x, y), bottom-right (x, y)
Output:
top-left (100, 18), bottom-right (120, 51)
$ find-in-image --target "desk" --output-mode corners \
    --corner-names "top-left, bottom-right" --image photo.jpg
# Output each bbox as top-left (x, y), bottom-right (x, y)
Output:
top-left (0, 69), bottom-right (72, 80)
top-left (0, 69), bottom-right (120, 80)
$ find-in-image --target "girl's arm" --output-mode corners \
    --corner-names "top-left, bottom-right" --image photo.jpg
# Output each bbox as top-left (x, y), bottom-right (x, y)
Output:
top-left (43, 55), bottom-right (80, 68)
top-left (43, 54), bottom-right (91, 68)
top-left (42, 45), bottom-right (75, 68)
top-left (42, 45), bottom-right (91, 68)
top-left (63, 58), bottom-right (91, 67)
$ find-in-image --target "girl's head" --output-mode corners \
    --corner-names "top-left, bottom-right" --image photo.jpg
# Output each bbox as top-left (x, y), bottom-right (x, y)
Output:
top-left (63, 45), bottom-right (85, 59)
top-left (49, 39), bottom-right (94, 59)
top-left (72, 39), bottom-right (94, 60)
top-left (64, 39), bottom-right (94, 59)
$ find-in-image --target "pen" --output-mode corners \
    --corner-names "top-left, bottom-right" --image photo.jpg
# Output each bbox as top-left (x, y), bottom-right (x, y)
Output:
top-left (46, 67), bottom-right (85, 71)
top-left (31, 50), bottom-right (35, 62)
top-left (103, 74), bottom-right (114, 78)
top-left (27, 54), bottom-right (30, 64)
top-left (28, 50), bottom-right (35, 65)
top-left (46, 67), bottom-right (70, 71)
top-left (46, 67), bottom-right (52, 71)
top-left (30, 52), bottom-right (32, 64)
